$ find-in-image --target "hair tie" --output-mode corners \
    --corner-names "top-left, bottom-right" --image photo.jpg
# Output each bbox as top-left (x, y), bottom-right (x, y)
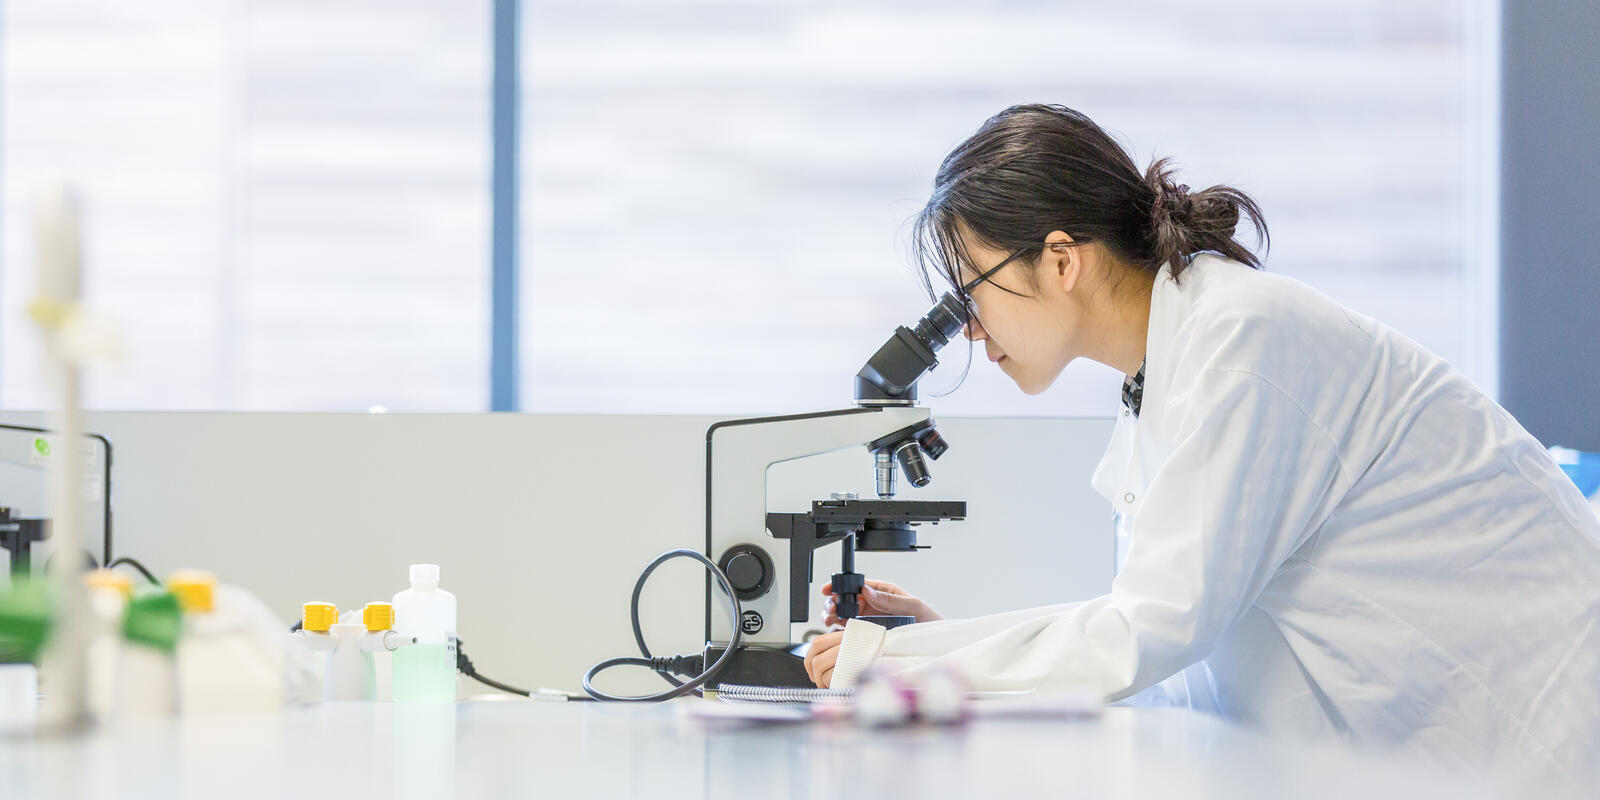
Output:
top-left (1151, 182), bottom-right (1191, 224)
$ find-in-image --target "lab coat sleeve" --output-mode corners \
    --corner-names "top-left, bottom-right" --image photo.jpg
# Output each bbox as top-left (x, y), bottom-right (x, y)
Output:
top-left (830, 602), bottom-right (1080, 689)
top-left (837, 367), bottom-right (1346, 698)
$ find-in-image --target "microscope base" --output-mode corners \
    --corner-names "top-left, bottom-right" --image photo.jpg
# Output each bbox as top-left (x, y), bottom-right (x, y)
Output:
top-left (701, 643), bottom-right (812, 689)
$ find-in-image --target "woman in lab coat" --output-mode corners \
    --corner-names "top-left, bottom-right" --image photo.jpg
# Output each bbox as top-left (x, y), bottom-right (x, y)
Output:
top-left (802, 104), bottom-right (1600, 789)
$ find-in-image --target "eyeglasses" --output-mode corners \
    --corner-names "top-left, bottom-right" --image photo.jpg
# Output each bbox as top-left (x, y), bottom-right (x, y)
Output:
top-left (959, 246), bottom-right (1031, 296)
top-left (955, 238), bottom-right (1091, 322)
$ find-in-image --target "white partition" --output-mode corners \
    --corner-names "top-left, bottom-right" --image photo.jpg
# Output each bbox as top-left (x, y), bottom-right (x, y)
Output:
top-left (0, 412), bottom-right (1114, 695)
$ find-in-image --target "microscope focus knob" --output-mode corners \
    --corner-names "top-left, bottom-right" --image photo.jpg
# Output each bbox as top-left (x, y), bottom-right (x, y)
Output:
top-left (718, 545), bottom-right (774, 600)
top-left (727, 554), bottom-right (762, 591)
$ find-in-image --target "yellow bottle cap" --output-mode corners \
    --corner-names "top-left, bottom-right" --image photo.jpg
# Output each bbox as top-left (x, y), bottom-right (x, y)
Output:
top-left (302, 602), bottom-right (338, 632)
top-left (82, 568), bottom-right (133, 597)
top-left (166, 569), bottom-right (217, 614)
top-left (363, 602), bottom-right (394, 632)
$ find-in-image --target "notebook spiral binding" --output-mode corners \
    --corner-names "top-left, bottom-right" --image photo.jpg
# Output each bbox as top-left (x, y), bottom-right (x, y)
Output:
top-left (712, 683), bottom-right (857, 703)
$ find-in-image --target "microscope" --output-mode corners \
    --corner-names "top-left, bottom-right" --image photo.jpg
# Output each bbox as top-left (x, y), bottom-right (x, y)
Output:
top-left (701, 293), bottom-right (970, 688)
top-left (0, 424), bottom-right (113, 584)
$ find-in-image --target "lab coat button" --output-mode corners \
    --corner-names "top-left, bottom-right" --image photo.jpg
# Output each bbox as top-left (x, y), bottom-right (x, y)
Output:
top-left (1123, 492), bottom-right (1136, 503)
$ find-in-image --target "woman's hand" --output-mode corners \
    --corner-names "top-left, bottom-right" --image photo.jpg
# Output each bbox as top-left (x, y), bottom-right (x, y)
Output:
top-left (803, 630), bottom-right (845, 688)
top-left (820, 579), bottom-right (941, 627)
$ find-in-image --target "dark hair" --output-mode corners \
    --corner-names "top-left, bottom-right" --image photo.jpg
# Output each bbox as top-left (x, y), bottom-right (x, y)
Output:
top-left (912, 104), bottom-right (1269, 301)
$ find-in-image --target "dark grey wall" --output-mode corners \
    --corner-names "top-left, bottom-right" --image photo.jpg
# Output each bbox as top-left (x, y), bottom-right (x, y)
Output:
top-left (1500, 2), bottom-right (1600, 450)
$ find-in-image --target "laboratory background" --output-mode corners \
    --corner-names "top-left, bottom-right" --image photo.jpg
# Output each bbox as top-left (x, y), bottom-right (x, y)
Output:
top-left (0, 1), bottom-right (1596, 798)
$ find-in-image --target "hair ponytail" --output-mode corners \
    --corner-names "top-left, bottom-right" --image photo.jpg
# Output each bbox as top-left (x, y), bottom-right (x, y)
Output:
top-left (913, 104), bottom-right (1270, 298)
top-left (1142, 157), bottom-right (1269, 277)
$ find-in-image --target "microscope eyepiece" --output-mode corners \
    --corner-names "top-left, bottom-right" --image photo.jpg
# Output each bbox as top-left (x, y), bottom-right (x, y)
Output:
top-left (912, 293), bottom-right (969, 350)
top-left (856, 294), bottom-right (966, 494)
top-left (855, 292), bottom-right (970, 404)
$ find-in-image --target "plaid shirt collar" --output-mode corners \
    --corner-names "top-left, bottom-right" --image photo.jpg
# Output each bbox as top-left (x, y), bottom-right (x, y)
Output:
top-left (1121, 360), bottom-right (1146, 418)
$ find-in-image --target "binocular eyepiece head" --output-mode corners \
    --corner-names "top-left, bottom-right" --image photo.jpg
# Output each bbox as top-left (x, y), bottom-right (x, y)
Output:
top-left (857, 293), bottom-right (968, 497)
top-left (854, 293), bottom-right (968, 404)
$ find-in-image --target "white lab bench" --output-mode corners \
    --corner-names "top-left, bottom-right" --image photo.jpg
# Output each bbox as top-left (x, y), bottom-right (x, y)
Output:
top-left (1, 701), bottom-right (1492, 799)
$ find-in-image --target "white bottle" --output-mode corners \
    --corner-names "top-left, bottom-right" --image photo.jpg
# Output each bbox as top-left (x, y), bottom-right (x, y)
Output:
top-left (170, 570), bottom-right (285, 714)
top-left (391, 564), bottom-right (457, 702)
top-left (359, 602), bottom-right (414, 702)
top-left (291, 602), bottom-right (341, 701)
top-left (114, 591), bottom-right (181, 718)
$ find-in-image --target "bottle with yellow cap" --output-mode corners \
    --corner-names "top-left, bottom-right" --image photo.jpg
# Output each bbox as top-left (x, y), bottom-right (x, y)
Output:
top-left (357, 602), bottom-right (415, 702)
top-left (292, 601), bottom-right (339, 650)
top-left (326, 601), bottom-right (420, 702)
top-left (290, 602), bottom-right (341, 701)
top-left (292, 601), bottom-right (416, 702)
top-left (169, 569), bottom-right (285, 714)
top-left (300, 602), bottom-right (339, 635)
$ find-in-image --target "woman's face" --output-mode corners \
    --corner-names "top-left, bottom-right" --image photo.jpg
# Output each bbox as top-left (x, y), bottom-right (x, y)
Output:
top-left (957, 232), bottom-right (1092, 395)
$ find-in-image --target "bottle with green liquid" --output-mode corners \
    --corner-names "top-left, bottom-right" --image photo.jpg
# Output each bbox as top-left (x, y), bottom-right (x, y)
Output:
top-left (391, 564), bottom-right (457, 702)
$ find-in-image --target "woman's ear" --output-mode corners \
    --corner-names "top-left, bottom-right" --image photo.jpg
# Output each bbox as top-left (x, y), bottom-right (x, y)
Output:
top-left (1045, 230), bottom-right (1081, 295)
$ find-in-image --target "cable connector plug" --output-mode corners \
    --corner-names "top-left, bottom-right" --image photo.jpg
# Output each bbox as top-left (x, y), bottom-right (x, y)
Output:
top-left (650, 653), bottom-right (704, 678)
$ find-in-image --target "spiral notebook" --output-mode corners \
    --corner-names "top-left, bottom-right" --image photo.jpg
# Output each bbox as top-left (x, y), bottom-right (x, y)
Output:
top-left (711, 683), bottom-right (856, 703)
top-left (709, 683), bottom-right (1101, 718)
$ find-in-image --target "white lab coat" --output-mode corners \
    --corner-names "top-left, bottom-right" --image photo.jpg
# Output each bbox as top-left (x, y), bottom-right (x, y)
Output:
top-left (829, 254), bottom-right (1600, 790)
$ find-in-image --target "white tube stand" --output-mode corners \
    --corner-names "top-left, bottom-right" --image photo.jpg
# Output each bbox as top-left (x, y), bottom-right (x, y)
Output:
top-left (33, 181), bottom-right (91, 733)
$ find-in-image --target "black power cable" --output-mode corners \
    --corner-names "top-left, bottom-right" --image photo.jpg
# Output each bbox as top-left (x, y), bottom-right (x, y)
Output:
top-left (282, 623), bottom-right (549, 700)
top-left (455, 639), bottom-right (559, 698)
top-left (107, 556), bottom-right (160, 585)
top-left (582, 548), bottom-right (743, 702)
top-left (464, 669), bottom-right (529, 697)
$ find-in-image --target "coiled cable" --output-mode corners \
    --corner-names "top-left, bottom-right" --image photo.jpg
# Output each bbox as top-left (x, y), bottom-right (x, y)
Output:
top-left (582, 548), bottom-right (743, 702)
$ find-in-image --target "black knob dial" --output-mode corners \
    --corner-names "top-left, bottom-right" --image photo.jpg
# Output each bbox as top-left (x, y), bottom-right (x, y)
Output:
top-left (725, 552), bottom-right (765, 593)
top-left (718, 545), bottom-right (774, 600)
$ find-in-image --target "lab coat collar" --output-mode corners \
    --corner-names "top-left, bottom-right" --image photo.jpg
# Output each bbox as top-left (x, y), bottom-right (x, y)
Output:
top-left (1088, 256), bottom-right (1196, 505)
top-left (1143, 255), bottom-right (1220, 415)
